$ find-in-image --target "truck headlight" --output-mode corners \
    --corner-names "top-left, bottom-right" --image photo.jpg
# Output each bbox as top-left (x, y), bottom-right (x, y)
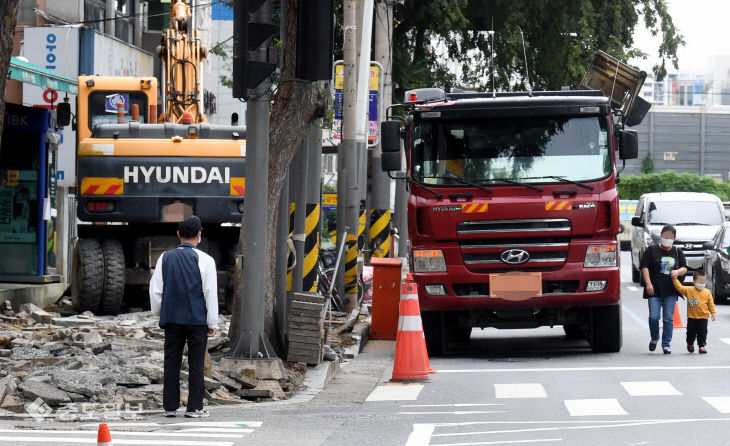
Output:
top-left (413, 249), bottom-right (447, 272)
top-left (584, 244), bottom-right (617, 268)
top-left (424, 284), bottom-right (447, 295)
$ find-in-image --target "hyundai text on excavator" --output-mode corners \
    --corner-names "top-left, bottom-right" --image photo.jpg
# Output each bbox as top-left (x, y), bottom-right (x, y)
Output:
top-left (72, 0), bottom-right (245, 314)
top-left (381, 51), bottom-right (650, 354)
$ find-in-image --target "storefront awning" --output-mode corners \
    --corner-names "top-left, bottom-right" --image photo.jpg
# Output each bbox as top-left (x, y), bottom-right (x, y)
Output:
top-left (8, 56), bottom-right (78, 95)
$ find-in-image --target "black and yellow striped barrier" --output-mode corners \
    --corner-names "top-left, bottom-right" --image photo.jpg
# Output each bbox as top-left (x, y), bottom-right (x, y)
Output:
top-left (358, 208), bottom-right (366, 250)
top-left (286, 202), bottom-right (295, 292)
top-left (370, 209), bottom-right (391, 258)
top-left (302, 203), bottom-right (320, 293)
top-left (344, 233), bottom-right (358, 296)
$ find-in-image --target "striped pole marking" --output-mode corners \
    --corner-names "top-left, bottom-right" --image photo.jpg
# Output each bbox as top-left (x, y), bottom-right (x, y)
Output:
top-left (370, 209), bottom-right (391, 258)
top-left (344, 233), bottom-right (359, 295)
top-left (230, 177), bottom-right (245, 196)
top-left (302, 203), bottom-right (320, 292)
top-left (462, 203), bottom-right (488, 213)
top-left (358, 207), bottom-right (366, 250)
top-left (286, 202), bottom-right (295, 292)
top-left (80, 177), bottom-right (123, 195)
top-left (545, 200), bottom-right (571, 211)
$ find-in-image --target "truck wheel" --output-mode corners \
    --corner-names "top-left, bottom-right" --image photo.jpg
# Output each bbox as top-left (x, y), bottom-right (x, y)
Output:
top-left (449, 326), bottom-right (472, 344)
top-left (71, 238), bottom-right (104, 313)
top-left (589, 305), bottom-right (622, 353)
top-left (563, 324), bottom-right (585, 340)
top-left (422, 311), bottom-right (445, 356)
top-left (99, 239), bottom-right (126, 315)
top-left (631, 266), bottom-right (640, 283)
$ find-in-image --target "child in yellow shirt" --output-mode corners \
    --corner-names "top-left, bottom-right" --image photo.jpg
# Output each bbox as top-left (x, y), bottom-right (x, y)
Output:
top-left (672, 270), bottom-right (716, 354)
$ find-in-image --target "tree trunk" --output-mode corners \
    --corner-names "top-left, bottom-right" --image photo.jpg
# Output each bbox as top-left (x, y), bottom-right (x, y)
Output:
top-left (229, 0), bottom-right (327, 354)
top-left (0, 1), bottom-right (19, 150)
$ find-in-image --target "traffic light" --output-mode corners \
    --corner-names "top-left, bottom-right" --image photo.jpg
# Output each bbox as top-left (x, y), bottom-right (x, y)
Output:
top-left (296, 0), bottom-right (334, 81)
top-left (232, 0), bottom-right (276, 99)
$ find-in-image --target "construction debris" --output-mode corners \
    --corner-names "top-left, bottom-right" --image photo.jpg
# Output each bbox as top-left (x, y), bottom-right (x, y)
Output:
top-left (286, 293), bottom-right (326, 365)
top-left (0, 300), bottom-right (307, 420)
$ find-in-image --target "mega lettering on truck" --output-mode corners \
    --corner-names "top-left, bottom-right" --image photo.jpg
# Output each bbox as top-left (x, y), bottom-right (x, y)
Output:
top-left (380, 52), bottom-right (649, 354)
top-left (72, 1), bottom-right (244, 314)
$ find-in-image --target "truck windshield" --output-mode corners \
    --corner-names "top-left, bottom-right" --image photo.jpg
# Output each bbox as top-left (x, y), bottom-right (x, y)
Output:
top-left (412, 115), bottom-right (612, 185)
top-left (648, 201), bottom-right (724, 226)
top-left (88, 91), bottom-right (149, 130)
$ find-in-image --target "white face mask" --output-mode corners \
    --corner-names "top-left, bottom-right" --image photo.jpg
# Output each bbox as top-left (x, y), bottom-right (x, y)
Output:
top-left (660, 237), bottom-right (674, 248)
top-left (695, 283), bottom-right (706, 291)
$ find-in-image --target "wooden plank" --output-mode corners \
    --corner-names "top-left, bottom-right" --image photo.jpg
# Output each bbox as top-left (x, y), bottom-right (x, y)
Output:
top-left (288, 321), bottom-right (324, 331)
top-left (291, 292), bottom-right (326, 304)
top-left (288, 341), bottom-right (322, 352)
top-left (291, 301), bottom-right (325, 311)
top-left (288, 328), bottom-right (324, 338)
top-left (289, 315), bottom-right (325, 324)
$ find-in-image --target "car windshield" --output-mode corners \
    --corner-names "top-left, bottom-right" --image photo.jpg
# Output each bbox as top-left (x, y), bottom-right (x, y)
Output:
top-left (412, 115), bottom-right (612, 185)
top-left (648, 201), bottom-right (723, 226)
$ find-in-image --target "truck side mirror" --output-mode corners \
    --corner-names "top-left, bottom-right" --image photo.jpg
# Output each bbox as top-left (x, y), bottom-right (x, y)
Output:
top-left (381, 120), bottom-right (402, 172)
top-left (619, 129), bottom-right (638, 160)
top-left (56, 101), bottom-right (71, 127)
top-left (631, 216), bottom-right (642, 227)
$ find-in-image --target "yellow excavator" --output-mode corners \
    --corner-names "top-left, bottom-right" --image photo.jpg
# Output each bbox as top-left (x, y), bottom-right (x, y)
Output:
top-left (72, 0), bottom-right (245, 314)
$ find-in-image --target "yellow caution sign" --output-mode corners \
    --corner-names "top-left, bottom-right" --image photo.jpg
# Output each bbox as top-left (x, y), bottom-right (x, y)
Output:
top-left (230, 177), bottom-right (245, 196)
top-left (545, 200), bottom-right (571, 211)
top-left (80, 177), bottom-right (124, 195)
top-left (462, 203), bottom-right (488, 213)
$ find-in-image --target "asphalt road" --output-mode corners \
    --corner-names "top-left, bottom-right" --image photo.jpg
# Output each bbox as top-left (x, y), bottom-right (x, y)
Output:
top-left (4, 251), bottom-right (730, 445)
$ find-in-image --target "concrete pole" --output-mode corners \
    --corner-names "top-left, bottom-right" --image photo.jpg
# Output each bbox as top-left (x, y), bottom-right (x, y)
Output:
top-left (356, 0), bottom-right (374, 259)
top-left (292, 140), bottom-right (308, 293)
top-left (370, 0), bottom-right (393, 259)
top-left (303, 121), bottom-right (323, 292)
top-left (336, 0), bottom-right (359, 310)
top-left (233, 0), bottom-right (277, 359)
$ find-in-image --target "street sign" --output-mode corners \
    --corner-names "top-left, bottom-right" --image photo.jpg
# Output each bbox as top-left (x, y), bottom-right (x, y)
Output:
top-left (331, 61), bottom-right (383, 147)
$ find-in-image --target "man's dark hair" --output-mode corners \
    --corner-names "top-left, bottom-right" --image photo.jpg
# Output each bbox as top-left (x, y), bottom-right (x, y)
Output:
top-left (695, 269), bottom-right (706, 279)
top-left (661, 224), bottom-right (676, 238)
top-left (178, 215), bottom-right (202, 239)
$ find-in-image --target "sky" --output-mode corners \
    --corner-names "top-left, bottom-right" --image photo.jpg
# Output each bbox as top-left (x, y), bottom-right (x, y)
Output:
top-left (632, 0), bottom-right (730, 75)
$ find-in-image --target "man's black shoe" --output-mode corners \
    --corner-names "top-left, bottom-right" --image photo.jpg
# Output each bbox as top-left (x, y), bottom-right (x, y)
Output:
top-left (649, 341), bottom-right (657, 352)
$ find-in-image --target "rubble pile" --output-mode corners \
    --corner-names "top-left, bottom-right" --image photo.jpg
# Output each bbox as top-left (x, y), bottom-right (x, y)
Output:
top-left (0, 300), bottom-right (303, 419)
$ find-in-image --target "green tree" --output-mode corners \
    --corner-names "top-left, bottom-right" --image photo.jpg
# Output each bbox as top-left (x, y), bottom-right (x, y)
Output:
top-left (393, 0), bottom-right (683, 100)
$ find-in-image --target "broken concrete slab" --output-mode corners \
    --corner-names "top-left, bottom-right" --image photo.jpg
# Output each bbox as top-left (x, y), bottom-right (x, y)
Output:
top-left (19, 380), bottom-right (70, 406)
top-left (220, 358), bottom-right (287, 381)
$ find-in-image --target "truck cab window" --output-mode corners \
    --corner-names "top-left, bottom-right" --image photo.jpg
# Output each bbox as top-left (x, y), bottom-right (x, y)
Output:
top-left (88, 91), bottom-right (149, 130)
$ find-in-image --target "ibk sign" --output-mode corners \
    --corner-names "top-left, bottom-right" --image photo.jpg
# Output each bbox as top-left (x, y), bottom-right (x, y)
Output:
top-left (22, 27), bottom-right (79, 187)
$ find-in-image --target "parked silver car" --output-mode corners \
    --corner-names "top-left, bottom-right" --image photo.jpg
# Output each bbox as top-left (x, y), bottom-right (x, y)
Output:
top-left (630, 192), bottom-right (725, 283)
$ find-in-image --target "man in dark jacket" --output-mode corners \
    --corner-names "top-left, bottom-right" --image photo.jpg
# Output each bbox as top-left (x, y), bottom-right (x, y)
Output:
top-left (150, 215), bottom-right (218, 418)
top-left (640, 224), bottom-right (687, 354)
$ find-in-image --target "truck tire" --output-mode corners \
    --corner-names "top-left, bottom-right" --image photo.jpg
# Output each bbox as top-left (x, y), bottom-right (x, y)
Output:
top-left (563, 324), bottom-right (585, 340)
top-left (99, 239), bottom-right (126, 315)
top-left (589, 304), bottom-right (622, 353)
top-left (422, 311), bottom-right (446, 357)
top-left (712, 269), bottom-right (727, 305)
top-left (71, 238), bottom-right (104, 313)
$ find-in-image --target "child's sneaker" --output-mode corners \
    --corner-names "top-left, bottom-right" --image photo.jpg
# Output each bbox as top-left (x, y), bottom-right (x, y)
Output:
top-left (699, 346), bottom-right (708, 354)
top-left (687, 344), bottom-right (695, 353)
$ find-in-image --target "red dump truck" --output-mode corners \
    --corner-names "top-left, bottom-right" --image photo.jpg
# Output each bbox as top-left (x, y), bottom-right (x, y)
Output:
top-left (380, 52), bottom-right (649, 354)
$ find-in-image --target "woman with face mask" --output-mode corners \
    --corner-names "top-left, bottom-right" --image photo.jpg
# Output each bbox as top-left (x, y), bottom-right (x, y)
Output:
top-left (639, 224), bottom-right (688, 354)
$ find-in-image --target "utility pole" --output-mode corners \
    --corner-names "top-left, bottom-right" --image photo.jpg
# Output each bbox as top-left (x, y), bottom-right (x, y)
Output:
top-left (292, 141), bottom-right (308, 293)
top-left (336, 0), bottom-right (359, 311)
top-left (303, 120), bottom-right (323, 293)
top-left (370, 0), bottom-right (393, 258)
top-left (231, 1), bottom-right (281, 371)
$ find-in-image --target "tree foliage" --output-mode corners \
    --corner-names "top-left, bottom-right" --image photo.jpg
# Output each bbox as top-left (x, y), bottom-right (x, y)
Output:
top-left (393, 0), bottom-right (683, 101)
top-left (618, 171), bottom-right (730, 201)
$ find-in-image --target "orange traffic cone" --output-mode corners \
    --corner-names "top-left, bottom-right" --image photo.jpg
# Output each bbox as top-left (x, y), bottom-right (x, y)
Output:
top-left (97, 423), bottom-right (112, 445)
top-left (391, 281), bottom-right (430, 380)
top-left (673, 301), bottom-right (686, 328)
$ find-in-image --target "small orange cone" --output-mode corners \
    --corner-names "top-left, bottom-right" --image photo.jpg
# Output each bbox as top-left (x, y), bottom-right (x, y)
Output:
top-left (97, 423), bottom-right (112, 445)
top-left (673, 301), bottom-right (685, 328)
top-left (391, 281), bottom-right (430, 380)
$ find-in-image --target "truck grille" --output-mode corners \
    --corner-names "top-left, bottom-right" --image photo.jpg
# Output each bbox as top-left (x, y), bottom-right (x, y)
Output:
top-left (457, 219), bottom-right (571, 272)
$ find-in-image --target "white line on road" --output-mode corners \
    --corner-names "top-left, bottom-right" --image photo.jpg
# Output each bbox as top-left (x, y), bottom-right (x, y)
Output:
top-left (621, 381), bottom-right (682, 396)
top-left (0, 437), bottom-right (234, 445)
top-left (366, 385), bottom-right (423, 401)
top-left (402, 404), bottom-right (503, 408)
top-left (426, 440), bottom-right (562, 445)
top-left (404, 423), bottom-right (435, 446)
top-left (399, 411), bottom-right (507, 416)
top-left (494, 383), bottom-right (547, 399)
top-left (437, 366), bottom-right (730, 373)
top-left (564, 399), bottom-right (627, 416)
top-left (0, 429), bottom-right (244, 438)
top-left (627, 286), bottom-right (640, 292)
top-left (79, 421), bottom-right (262, 428)
top-left (720, 338), bottom-right (730, 345)
top-left (703, 397), bottom-right (730, 413)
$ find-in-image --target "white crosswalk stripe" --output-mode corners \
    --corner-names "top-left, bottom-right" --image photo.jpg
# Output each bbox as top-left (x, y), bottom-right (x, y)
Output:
top-left (0, 421), bottom-right (261, 446)
top-left (366, 384), bottom-right (424, 401)
top-left (494, 383), bottom-right (547, 399)
top-left (621, 381), bottom-right (682, 396)
top-left (564, 399), bottom-right (628, 416)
